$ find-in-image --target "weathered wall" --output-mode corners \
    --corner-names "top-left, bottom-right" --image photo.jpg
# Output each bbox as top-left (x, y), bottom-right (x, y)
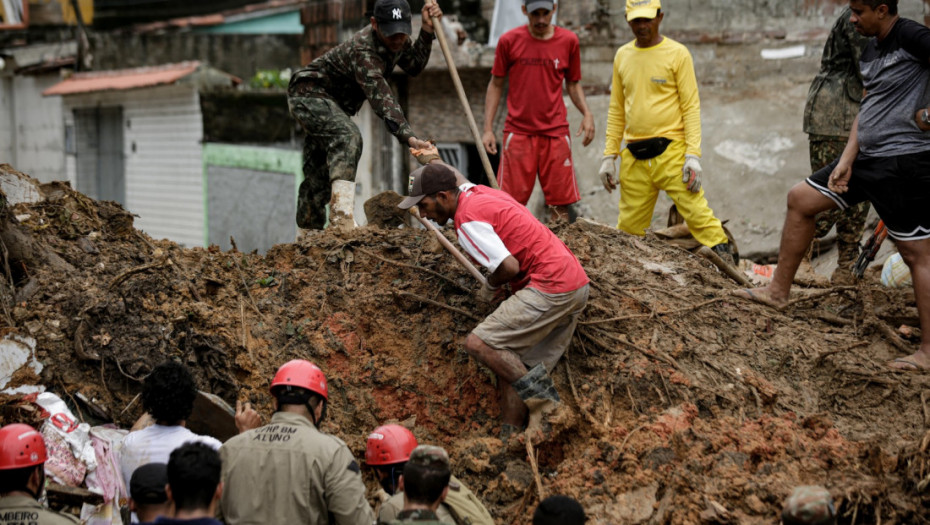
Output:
top-left (0, 76), bottom-right (13, 165)
top-left (409, 0), bottom-right (929, 257)
top-left (489, 0), bottom-right (927, 41)
top-left (90, 33), bottom-right (302, 79)
top-left (200, 91), bottom-right (296, 144)
top-left (0, 72), bottom-right (64, 182)
top-left (407, 68), bottom-right (495, 144)
top-left (11, 74), bottom-right (65, 182)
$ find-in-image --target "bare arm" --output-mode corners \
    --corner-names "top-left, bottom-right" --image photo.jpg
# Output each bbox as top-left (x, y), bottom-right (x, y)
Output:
top-left (828, 112), bottom-right (860, 194)
top-left (482, 76), bottom-right (506, 155)
top-left (487, 255), bottom-right (520, 288)
top-left (566, 81), bottom-right (595, 147)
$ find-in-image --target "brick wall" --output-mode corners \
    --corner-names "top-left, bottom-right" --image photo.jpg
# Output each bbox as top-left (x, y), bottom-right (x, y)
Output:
top-left (406, 68), bottom-right (496, 144)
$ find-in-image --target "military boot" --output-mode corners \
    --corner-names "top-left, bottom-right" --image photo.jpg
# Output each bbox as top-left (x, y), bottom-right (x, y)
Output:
top-left (512, 364), bottom-right (561, 443)
top-left (831, 240), bottom-right (860, 285)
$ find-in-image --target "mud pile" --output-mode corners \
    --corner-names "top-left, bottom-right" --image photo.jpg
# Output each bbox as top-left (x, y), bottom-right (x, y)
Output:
top-left (1, 164), bottom-right (929, 524)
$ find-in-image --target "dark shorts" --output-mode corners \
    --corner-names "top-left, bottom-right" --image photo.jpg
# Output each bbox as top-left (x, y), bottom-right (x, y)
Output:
top-left (806, 149), bottom-right (930, 241)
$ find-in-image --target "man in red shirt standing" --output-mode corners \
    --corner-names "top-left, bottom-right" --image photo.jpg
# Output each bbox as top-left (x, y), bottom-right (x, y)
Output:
top-left (482, 0), bottom-right (595, 222)
top-left (399, 163), bottom-right (589, 442)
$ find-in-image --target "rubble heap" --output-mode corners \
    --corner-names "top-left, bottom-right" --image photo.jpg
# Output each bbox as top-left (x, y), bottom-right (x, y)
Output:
top-left (1, 164), bottom-right (929, 524)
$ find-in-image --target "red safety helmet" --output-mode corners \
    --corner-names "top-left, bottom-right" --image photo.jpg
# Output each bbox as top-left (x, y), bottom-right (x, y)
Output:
top-left (366, 424), bottom-right (418, 466)
top-left (270, 360), bottom-right (328, 400)
top-left (0, 424), bottom-right (47, 470)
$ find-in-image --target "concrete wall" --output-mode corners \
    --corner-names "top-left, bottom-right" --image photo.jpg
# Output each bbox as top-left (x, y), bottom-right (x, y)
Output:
top-left (12, 74), bottom-right (65, 182)
top-left (0, 76), bottom-right (12, 165)
top-left (90, 32), bottom-right (302, 80)
top-left (203, 143), bottom-right (301, 253)
top-left (0, 72), bottom-right (65, 182)
top-left (63, 84), bottom-right (205, 247)
top-left (407, 1), bottom-right (930, 258)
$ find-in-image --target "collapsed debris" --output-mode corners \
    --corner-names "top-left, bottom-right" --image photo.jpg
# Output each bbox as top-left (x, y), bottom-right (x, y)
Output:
top-left (0, 164), bottom-right (928, 523)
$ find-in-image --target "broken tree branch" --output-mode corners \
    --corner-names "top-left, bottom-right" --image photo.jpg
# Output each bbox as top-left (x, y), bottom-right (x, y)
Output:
top-left (109, 259), bottom-right (167, 289)
top-left (393, 291), bottom-right (481, 322)
top-left (355, 247), bottom-right (470, 293)
top-left (581, 298), bottom-right (724, 325)
top-left (525, 439), bottom-right (546, 502)
top-left (564, 361), bottom-right (608, 435)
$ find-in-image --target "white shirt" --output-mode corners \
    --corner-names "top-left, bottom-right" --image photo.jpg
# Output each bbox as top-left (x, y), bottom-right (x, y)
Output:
top-left (119, 424), bottom-right (222, 492)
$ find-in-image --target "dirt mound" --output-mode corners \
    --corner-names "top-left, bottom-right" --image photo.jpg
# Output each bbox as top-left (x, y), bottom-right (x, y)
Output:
top-left (1, 166), bottom-right (929, 524)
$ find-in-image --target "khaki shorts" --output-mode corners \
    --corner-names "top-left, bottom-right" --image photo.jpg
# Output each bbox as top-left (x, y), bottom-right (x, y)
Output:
top-left (472, 284), bottom-right (589, 371)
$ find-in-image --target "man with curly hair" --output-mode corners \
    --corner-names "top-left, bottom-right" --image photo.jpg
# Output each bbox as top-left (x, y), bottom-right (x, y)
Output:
top-left (119, 362), bottom-right (224, 495)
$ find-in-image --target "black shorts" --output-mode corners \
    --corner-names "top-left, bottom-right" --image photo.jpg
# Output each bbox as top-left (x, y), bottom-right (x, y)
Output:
top-left (806, 149), bottom-right (930, 241)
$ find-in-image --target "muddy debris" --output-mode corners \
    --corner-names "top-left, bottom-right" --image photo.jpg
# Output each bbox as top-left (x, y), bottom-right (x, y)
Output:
top-left (1, 165), bottom-right (929, 524)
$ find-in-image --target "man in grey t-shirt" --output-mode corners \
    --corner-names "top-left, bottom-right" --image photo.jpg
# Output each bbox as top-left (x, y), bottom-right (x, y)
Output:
top-left (736, 0), bottom-right (930, 372)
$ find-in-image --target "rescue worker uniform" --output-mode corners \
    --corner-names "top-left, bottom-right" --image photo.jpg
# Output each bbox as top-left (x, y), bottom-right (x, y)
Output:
top-left (379, 475), bottom-right (493, 525)
top-left (383, 509), bottom-right (444, 524)
top-left (803, 7), bottom-right (871, 268)
top-left (0, 495), bottom-right (79, 525)
top-left (219, 411), bottom-right (374, 525)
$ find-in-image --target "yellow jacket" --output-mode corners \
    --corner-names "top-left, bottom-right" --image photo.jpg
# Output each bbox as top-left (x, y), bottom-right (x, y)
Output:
top-left (605, 36), bottom-right (702, 157)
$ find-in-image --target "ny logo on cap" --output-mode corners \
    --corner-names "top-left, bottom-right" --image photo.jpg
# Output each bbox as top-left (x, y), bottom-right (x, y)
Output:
top-left (392, 7), bottom-right (402, 19)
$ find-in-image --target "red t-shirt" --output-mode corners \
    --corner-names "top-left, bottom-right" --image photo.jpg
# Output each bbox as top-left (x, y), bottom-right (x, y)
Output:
top-left (453, 185), bottom-right (588, 294)
top-left (492, 25), bottom-right (582, 137)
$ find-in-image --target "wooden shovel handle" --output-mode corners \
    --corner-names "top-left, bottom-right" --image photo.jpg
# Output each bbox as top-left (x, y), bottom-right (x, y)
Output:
top-left (423, 0), bottom-right (499, 189)
top-left (408, 208), bottom-right (487, 286)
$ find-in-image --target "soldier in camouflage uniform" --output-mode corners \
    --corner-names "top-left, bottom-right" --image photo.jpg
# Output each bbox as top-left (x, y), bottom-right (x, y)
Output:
top-left (288, 0), bottom-right (441, 230)
top-left (803, 7), bottom-right (871, 283)
top-left (382, 446), bottom-right (451, 525)
top-left (781, 485), bottom-right (835, 525)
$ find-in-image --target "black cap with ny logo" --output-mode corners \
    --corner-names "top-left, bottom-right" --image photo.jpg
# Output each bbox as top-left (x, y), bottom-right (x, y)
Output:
top-left (373, 0), bottom-right (412, 37)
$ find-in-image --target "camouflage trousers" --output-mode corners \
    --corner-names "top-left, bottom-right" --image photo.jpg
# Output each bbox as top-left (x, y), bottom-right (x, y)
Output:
top-left (288, 95), bottom-right (363, 230)
top-left (809, 136), bottom-right (870, 265)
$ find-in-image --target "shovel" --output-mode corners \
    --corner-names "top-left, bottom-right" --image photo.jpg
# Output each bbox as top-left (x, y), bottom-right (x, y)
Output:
top-left (407, 208), bottom-right (487, 287)
top-left (424, 0), bottom-right (499, 189)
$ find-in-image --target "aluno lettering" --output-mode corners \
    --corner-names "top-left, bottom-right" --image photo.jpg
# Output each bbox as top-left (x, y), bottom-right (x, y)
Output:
top-left (252, 425), bottom-right (298, 443)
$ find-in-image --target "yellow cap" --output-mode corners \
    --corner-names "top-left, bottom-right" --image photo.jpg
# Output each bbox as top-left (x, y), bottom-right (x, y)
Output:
top-left (626, 0), bottom-right (661, 21)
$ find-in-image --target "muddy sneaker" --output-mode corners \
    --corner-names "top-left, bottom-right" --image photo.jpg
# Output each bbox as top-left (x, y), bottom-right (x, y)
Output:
top-left (711, 242), bottom-right (736, 267)
top-left (512, 364), bottom-right (561, 444)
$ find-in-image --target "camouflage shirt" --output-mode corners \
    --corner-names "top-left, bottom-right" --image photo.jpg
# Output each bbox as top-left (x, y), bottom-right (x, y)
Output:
top-left (803, 7), bottom-right (870, 137)
top-left (383, 509), bottom-right (445, 524)
top-left (289, 25), bottom-right (434, 144)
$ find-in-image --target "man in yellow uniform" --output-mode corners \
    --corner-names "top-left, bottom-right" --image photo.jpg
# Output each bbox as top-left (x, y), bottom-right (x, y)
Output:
top-left (599, 0), bottom-right (734, 265)
top-left (0, 424), bottom-right (79, 525)
top-left (219, 360), bottom-right (374, 525)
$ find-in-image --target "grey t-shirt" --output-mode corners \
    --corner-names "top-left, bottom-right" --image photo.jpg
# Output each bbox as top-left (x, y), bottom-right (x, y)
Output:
top-left (858, 17), bottom-right (930, 157)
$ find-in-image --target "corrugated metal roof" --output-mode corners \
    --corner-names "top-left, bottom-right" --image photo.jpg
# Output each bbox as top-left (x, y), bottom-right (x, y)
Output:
top-left (42, 61), bottom-right (240, 96)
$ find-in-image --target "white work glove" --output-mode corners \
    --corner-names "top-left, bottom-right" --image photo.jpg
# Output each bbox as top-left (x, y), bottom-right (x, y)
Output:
top-left (477, 280), bottom-right (500, 303)
top-left (598, 155), bottom-right (618, 193)
top-left (682, 154), bottom-right (702, 193)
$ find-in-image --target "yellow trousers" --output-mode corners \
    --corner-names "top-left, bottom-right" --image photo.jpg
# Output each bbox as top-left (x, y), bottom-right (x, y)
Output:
top-left (617, 140), bottom-right (728, 247)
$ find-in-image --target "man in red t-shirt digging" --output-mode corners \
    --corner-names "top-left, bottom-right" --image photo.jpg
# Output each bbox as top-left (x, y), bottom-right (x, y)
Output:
top-left (482, 0), bottom-right (595, 222)
top-left (399, 162), bottom-right (590, 443)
